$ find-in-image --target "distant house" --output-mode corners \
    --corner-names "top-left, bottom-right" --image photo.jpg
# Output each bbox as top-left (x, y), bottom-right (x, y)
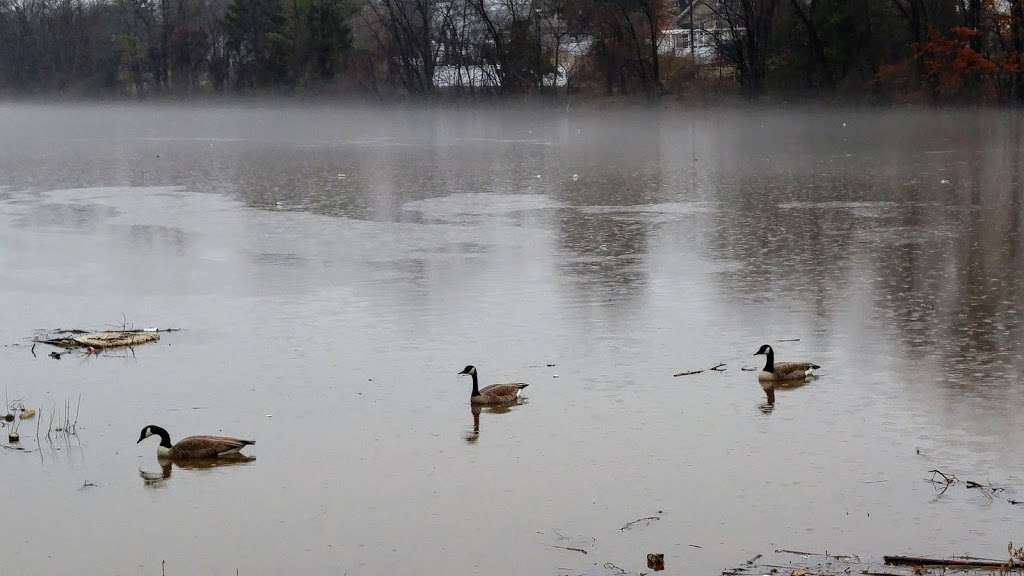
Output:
top-left (660, 0), bottom-right (742, 63)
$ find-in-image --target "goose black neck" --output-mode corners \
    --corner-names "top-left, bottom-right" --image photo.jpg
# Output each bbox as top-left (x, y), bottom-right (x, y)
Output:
top-left (471, 373), bottom-right (480, 397)
top-left (763, 347), bottom-right (774, 372)
top-left (152, 425), bottom-right (173, 448)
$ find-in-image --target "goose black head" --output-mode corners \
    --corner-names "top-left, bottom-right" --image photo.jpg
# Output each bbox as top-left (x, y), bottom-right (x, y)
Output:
top-left (138, 424), bottom-right (170, 445)
top-left (458, 365), bottom-right (477, 376)
top-left (754, 344), bottom-right (773, 356)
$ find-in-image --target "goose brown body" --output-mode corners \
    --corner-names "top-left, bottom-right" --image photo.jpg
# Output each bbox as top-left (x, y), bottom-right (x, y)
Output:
top-left (138, 425), bottom-right (254, 460)
top-left (166, 435), bottom-right (254, 459)
top-left (474, 383), bottom-right (529, 404)
top-left (758, 361), bottom-right (819, 382)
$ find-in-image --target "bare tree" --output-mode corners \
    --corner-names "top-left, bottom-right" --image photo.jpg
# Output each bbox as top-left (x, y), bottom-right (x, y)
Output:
top-left (702, 0), bottom-right (779, 99)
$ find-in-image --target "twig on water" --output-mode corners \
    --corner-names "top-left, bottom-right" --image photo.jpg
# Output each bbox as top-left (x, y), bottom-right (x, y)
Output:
top-left (673, 363), bottom-right (726, 377)
top-left (674, 369), bottom-right (703, 376)
top-left (73, 394), bottom-right (81, 434)
top-left (775, 549), bottom-right (860, 562)
top-left (549, 545), bottom-right (588, 555)
top-left (603, 562), bottom-right (628, 575)
top-left (620, 515), bottom-right (661, 530)
top-left (927, 469), bottom-right (958, 494)
top-left (965, 480), bottom-right (1003, 492)
top-left (745, 554), bottom-right (762, 565)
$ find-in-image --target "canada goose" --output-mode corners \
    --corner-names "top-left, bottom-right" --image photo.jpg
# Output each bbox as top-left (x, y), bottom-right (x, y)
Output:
top-left (754, 344), bottom-right (820, 403)
top-left (458, 365), bottom-right (528, 404)
top-left (137, 425), bottom-right (254, 459)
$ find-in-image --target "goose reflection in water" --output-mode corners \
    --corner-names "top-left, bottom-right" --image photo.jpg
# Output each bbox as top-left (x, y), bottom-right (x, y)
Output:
top-left (464, 400), bottom-right (527, 444)
top-left (139, 455), bottom-right (255, 487)
top-left (756, 377), bottom-right (812, 415)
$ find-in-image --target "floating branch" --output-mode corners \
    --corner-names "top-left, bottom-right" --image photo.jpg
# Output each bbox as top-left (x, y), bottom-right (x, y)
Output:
top-left (775, 549), bottom-right (860, 562)
top-left (602, 562), bottom-right (628, 575)
top-left (620, 515), bottom-right (661, 531)
top-left (926, 469), bottom-right (958, 494)
top-left (673, 363), bottom-right (726, 377)
top-left (964, 480), bottom-right (1004, 492)
top-left (549, 545), bottom-right (588, 555)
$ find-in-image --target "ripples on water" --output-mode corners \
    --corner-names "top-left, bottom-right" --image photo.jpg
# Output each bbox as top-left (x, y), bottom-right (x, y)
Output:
top-left (0, 104), bottom-right (1022, 575)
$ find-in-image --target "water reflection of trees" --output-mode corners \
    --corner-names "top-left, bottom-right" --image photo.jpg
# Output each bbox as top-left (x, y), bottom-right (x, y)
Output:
top-left (551, 114), bottom-right (664, 317)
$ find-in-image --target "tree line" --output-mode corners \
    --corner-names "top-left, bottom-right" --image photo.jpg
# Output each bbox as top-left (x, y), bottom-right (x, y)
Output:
top-left (1, 0), bottom-right (1024, 103)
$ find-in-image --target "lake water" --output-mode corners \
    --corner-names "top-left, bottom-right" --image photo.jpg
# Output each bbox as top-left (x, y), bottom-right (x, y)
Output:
top-left (1, 103), bottom-right (1022, 575)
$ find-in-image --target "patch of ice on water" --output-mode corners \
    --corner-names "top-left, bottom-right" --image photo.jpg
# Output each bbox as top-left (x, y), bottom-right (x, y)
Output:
top-left (777, 200), bottom-right (900, 210)
top-left (577, 202), bottom-right (716, 216)
top-left (401, 193), bottom-right (565, 217)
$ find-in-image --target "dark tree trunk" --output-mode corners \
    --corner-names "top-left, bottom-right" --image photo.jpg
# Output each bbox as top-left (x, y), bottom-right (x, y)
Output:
top-left (789, 0), bottom-right (832, 90)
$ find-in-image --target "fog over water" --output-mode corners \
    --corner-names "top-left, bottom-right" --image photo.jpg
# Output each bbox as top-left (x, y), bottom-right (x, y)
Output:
top-left (1, 103), bottom-right (1023, 575)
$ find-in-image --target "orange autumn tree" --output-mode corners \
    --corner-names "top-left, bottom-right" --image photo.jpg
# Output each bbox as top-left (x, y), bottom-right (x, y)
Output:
top-left (914, 26), bottom-right (1002, 100)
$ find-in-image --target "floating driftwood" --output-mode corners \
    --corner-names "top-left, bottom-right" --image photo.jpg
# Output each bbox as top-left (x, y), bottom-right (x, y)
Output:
top-left (35, 327), bottom-right (176, 350)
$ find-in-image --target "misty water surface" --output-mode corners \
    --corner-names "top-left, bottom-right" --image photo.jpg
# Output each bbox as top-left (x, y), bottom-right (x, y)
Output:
top-left (1, 103), bottom-right (1023, 575)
